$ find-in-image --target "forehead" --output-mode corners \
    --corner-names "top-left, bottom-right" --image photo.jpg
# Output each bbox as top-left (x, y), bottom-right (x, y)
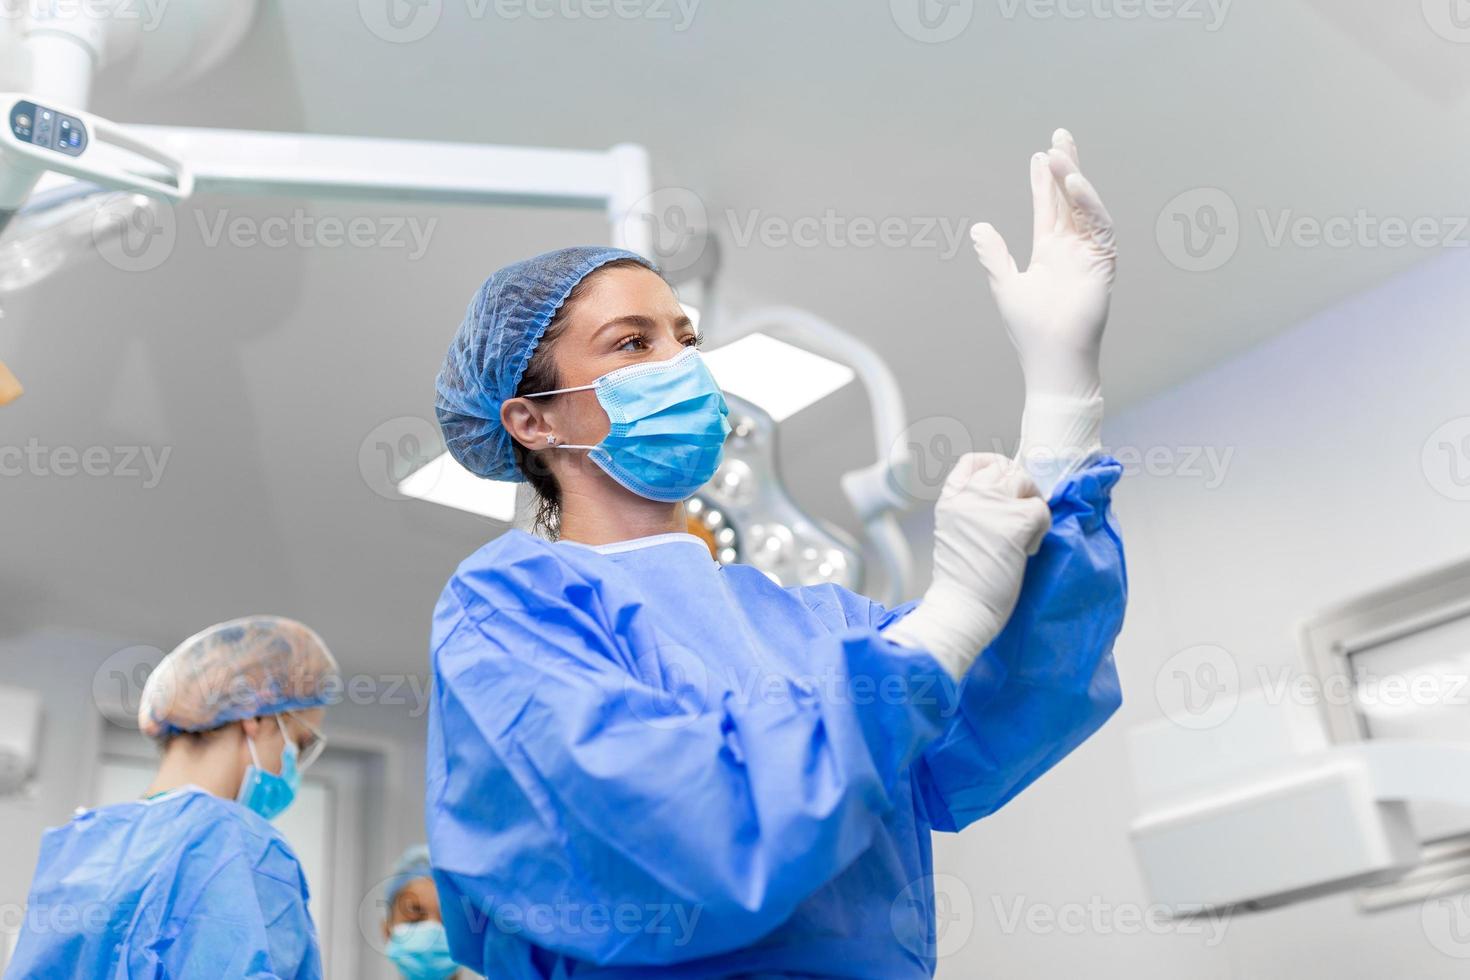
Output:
top-left (393, 877), bottom-right (440, 912)
top-left (568, 265), bottom-right (679, 318)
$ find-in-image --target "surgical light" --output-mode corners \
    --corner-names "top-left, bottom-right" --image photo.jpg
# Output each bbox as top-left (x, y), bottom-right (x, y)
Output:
top-left (397, 451), bottom-right (519, 524)
top-left (701, 332), bottom-right (855, 423)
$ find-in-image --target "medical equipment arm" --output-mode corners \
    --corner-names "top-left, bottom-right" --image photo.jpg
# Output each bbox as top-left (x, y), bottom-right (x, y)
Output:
top-left (909, 459), bottom-right (1126, 830)
top-left (971, 129), bottom-right (1117, 497)
top-left (425, 553), bottom-right (959, 970)
top-left (880, 453), bottom-right (1052, 680)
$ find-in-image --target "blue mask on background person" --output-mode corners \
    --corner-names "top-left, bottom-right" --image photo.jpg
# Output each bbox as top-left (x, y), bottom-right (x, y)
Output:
top-left (237, 715), bottom-right (300, 821)
top-left (526, 347), bottom-right (731, 502)
top-left (386, 921), bottom-right (458, 980)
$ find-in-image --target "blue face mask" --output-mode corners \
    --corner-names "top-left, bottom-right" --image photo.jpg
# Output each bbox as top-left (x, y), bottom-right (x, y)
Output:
top-left (236, 715), bottom-right (300, 821)
top-left (386, 920), bottom-right (458, 980)
top-left (527, 347), bottom-right (731, 502)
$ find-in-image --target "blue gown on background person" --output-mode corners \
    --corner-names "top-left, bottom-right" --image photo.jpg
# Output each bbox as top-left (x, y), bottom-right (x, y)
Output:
top-left (9, 787), bottom-right (322, 979)
top-left (426, 460), bottom-right (1126, 979)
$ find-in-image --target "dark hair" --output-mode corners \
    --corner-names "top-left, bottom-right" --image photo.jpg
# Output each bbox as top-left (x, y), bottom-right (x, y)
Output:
top-left (159, 722), bottom-right (231, 752)
top-left (511, 258), bottom-right (661, 538)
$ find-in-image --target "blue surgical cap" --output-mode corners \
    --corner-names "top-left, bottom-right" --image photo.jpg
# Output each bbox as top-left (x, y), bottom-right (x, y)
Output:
top-left (385, 843), bottom-right (434, 910)
top-left (435, 246), bottom-right (658, 482)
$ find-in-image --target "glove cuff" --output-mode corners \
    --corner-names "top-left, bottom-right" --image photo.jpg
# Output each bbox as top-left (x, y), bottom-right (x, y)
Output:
top-left (881, 581), bottom-right (1005, 681)
top-left (1017, 392), bottom-right (1105, 497)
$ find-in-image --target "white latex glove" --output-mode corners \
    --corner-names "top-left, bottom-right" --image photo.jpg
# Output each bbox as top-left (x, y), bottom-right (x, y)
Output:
top-left (882, 453), bottom-right (1052, 681)
top-left (971, 129), bottom-right (1117, 496)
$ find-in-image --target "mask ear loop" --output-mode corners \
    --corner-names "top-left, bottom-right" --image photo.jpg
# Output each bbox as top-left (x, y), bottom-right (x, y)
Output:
top-left (245, 731), bottom-right (263, 769)
top-left (276, 714), bottom-right (300, 757)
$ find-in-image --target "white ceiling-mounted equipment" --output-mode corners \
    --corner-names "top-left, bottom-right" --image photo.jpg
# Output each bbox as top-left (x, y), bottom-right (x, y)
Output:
top-left (13, 0), bottom-right (259, 108)
top-left (0, 92), bottom-right (193, 235)
top-left (0, 0), bottom-right (657, 283)
top-left (0, 0), bottom-right (253, 245)
top-left (1129, 557), bottom-right (1470, 917)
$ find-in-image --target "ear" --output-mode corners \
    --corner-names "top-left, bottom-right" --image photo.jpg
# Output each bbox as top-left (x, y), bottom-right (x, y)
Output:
top-left (240, 717), bottom-right (261, 740)
top-left (501, 397), bottom-right (553, 455)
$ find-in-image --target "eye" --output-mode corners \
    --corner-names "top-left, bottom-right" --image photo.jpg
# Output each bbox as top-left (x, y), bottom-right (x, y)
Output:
top-left (682, 334), bottom-right (703, 348)
top-left (616, 334), bottom-right (649, 352)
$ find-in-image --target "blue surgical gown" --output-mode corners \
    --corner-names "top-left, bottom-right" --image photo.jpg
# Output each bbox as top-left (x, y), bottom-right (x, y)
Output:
top-left (9, 787), bottom-right (322, 979)
top-left (426, 460), bottom-right (1126, 978)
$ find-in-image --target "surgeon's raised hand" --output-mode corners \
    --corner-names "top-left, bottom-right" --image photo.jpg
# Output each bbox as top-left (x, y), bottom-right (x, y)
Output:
top-left (971, 128), bottom-right (1116, 398)
top-left (970, 129), bottom-right (1116, 495)
top-left (882, 453), bottom-right (1051, 681)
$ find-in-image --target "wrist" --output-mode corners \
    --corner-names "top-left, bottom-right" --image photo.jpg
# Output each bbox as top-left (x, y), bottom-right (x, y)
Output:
top-left (881, 581), bottom-right (1005, 681)
top-left (1017, 340), bottom-right (1102, 403)
top-left (1017, 392), bottom-right (1105, 497)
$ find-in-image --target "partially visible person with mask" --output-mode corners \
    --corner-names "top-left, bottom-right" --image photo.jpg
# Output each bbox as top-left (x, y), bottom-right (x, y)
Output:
top-left (9, 615), bottom-right (338, 979)
top-left (382, 844), bottom-right (463, 980)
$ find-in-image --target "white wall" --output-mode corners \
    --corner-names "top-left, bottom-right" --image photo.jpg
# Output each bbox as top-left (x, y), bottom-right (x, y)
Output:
top-left (933, 249), bottom-right (1470, 978)
top-left (0, 627), bottom-right (431, 976)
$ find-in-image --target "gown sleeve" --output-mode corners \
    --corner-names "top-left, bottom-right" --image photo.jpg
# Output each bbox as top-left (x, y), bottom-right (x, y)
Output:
top-left (801, 458), bottom-right (1127, 834)
top-left (425, 542), bottom-right (959, 971)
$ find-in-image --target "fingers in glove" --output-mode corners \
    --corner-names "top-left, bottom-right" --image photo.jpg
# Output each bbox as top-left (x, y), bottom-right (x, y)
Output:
top-left (941, 452), bottom-right (1000, 496)
top-left (1052, 128), bottom-right (1080, 169)
top-left (970, 222), bottom-right (1018, 288)
top-left (1062, 171), bottom-right (1116, 257)
top-left (944, 452), bottom-right (1042, 502)
top-left (1030, 151), bottom-right (1058, 256)
top-left (1046, 147), bottom-right (1083, 232)
top-left (996, 462), bottom-right (1044, 501)
top-left (1019, 496), bottom-right (1053, 556)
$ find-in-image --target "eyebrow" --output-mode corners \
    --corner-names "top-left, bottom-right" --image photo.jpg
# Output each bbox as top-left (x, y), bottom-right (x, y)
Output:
top-left (594, 313), bottom-right (695, 340)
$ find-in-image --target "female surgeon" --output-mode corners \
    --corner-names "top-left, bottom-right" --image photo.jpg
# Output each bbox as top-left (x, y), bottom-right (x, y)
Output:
top-left (426, 129), bottom-right (1125, 978)
top-left (9, 616), bottom-right (337, 978)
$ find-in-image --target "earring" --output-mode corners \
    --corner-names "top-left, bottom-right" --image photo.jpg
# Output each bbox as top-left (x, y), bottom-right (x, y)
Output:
top-left (546, 434), bottom-right (557, 445)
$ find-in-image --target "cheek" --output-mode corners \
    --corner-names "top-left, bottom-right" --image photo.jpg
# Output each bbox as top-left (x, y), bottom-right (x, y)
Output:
top-left (256, 737), bottom-right (285, 772)
top-left (560, 394), bottom-right (611, 443)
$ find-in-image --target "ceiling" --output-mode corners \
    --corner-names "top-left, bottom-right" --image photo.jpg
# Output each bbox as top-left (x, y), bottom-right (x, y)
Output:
top-left (2, 0), bottom-right (1467, 673)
